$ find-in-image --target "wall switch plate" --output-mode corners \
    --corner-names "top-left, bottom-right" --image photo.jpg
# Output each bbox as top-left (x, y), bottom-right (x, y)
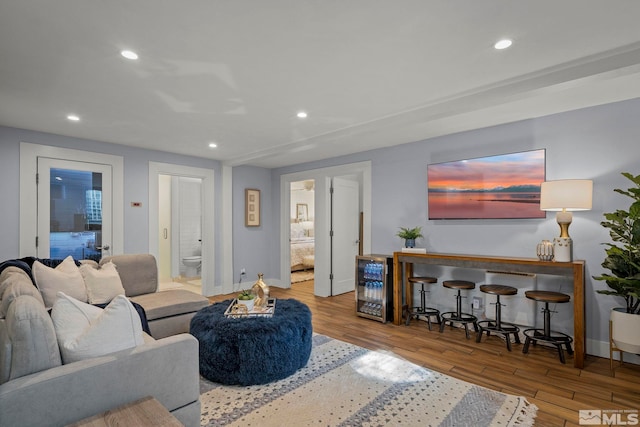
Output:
top-left (472, 297), bottom-right (481, 309)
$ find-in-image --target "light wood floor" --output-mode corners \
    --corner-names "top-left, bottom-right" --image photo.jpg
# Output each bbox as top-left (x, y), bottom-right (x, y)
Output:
top-left (208, 281), bottom-right (640, 427)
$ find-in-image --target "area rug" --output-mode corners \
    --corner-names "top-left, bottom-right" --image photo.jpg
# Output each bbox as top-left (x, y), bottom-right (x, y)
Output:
top-left (291, 270), bottom-right (314, 283)
top-left (199, 334), bottom-right (537, 426)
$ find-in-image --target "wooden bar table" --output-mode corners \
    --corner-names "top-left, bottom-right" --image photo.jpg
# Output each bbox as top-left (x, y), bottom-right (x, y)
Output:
top-left (393, 252), bottom-right (586, 369)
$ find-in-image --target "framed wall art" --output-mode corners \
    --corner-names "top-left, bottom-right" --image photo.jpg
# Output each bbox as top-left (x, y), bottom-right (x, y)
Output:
top-left (245, 188), bottom-right (261, 227)
top-left (296, 203), bottom-right (308, 221)
top-left (427, 149), bottom-right (546, 219)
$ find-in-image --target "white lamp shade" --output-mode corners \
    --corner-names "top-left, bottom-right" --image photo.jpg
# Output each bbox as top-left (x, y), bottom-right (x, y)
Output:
top-left (540, 180), bottom-right (593, 211)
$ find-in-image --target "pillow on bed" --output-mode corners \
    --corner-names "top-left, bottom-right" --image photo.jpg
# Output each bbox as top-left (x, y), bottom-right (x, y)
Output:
top-left (51, 292), bottom-right (144, 364)
top-left (33, 256), bottom-right (87, 309)
top-left (291, 223), bottom-right (305, 238)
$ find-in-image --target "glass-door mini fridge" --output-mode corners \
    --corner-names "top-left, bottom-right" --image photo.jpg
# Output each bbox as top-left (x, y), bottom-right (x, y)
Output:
top-left (355, 254), bottom-right (393, 323)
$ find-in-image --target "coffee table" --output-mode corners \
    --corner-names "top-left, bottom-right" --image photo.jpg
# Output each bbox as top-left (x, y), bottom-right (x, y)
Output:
top-left (190, 298), bottom-right (312, 385)
top-left (68, 396), bottom-right (181, 427)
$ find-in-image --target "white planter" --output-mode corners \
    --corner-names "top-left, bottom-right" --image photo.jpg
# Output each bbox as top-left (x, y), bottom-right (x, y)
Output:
top-left (611, 308), bottom-right (640, 354)
top-left (237, 298), bottom-right (255, 312)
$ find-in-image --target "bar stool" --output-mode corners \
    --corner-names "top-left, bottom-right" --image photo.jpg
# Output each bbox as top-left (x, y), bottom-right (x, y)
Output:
top-left (476, 285), bottom-right (521, 351)
top-left (522, 290), bottom-right (574, 363)
top-left (404, 276), bottom-right (441, 330)
top-left (439, 280), bottom-right (478, 339)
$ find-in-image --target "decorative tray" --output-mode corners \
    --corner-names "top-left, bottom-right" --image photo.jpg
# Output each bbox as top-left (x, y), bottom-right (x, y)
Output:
top-left (224, 298), bottom-right (276, 318)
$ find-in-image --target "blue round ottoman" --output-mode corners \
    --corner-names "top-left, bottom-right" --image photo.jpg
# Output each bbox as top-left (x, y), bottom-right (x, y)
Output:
top-left (190, 298), bottom-right (312, 385)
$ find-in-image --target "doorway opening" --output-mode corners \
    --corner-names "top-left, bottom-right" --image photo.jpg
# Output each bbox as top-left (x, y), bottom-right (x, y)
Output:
top-left (157, 175), bottom-right (203, 295)
top-left (290, 179), bottom-right (315, 285)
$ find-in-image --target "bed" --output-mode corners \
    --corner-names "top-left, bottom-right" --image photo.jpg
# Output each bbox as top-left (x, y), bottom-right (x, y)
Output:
top-left (291, 223), bottom-right (314, 271)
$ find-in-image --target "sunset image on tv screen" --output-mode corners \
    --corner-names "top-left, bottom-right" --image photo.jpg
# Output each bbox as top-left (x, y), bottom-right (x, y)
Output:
top-left (427, 149), bottom-right (546, 219)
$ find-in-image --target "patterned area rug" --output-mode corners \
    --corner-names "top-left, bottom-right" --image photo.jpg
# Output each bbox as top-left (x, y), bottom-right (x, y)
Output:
top-left (199, 334), bottom-right (537, 426)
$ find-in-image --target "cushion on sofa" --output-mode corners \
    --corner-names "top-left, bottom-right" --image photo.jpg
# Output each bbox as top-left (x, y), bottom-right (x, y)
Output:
top-left (0, 279), bottom-right (45, 318)
top-left (80, 261), bottom-right (126, 304)
top-left (51, 292), bottom-right (144, 364)
top-left (0, 295), bottom-right (62, 384)
top-left (33, 256), bottom-right (87, 308)
top-left (0, 266), bottom-right (33, 300)
top-left (100, 254), bottom-right (158, 297)
top-left (129, 289), bottom-right (209, 321)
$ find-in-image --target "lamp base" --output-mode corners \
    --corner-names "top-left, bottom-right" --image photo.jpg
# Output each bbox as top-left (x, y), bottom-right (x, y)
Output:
top-left (553, 237), bottom-right (572, 262)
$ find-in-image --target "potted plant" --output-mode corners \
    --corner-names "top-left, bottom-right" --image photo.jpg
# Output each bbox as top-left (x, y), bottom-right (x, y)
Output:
top-left (237, 289), bottom-right (256, 311)
top-left (396, 226), bottom-right (423, 248)
top-left (594, 172), bottom-right (640, 354)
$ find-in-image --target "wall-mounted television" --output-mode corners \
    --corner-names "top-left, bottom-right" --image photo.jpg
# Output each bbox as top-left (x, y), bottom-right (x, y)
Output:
top-left (427, 149), bottom-right (546, 220)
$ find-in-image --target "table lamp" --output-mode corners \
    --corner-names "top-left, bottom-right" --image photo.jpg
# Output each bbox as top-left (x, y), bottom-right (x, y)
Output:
top-left (540, 179), bottom-right (593, 262)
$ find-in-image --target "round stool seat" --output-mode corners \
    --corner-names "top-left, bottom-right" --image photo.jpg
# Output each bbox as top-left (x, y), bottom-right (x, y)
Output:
top-left (443, 280), bottom-right (475, 290)
top-left (522, 291), bottom-right (573, 363)
top-left (408, 276), bottom-right (437, 284)
top-left (480, 284), bottom-right (517, 296)
top-left (525, 290), bottom-right (570, 303)
top-left (476, 284), bottom-right (520, 351)
top-left (404, 276), bottom-right (440, 329)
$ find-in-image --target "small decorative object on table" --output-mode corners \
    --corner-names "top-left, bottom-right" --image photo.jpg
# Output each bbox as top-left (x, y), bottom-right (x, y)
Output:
top-left (536, 239), bottom-right (554, 261)
top-left (251, 273), bottom-right (270, 308)
top-left (235, 289), bottom-right (256, 311)
top-left (396, 226), bottom-right (423, 248)
top-left (224, 298), bottom-right (276, 318)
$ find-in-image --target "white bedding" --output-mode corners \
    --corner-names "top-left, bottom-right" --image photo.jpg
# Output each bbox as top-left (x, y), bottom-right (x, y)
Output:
top-left (291, 238), bottom-right (314, 269)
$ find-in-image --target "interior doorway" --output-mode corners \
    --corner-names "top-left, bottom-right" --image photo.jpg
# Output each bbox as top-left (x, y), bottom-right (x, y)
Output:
top-left (149, 162), bottom-right (215, 296)
top-left (290, 179), bottom-right (315, 285)
top-left (157, 175), bottom-right (203, 295)
top-left (279, 161), bottom-right (372, 297)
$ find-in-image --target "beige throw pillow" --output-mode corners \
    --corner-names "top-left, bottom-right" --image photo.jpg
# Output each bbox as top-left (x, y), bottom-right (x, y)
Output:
top-left (51, 292), bottom-right (144, 364)
top-left (80, 261), bottom-right (126, 304)
top-left (33, 256), bottom-right (87, 309)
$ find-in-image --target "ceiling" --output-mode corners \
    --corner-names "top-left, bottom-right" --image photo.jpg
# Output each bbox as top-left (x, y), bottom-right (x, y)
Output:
top-left (1, 1), bottom-right (640, 168)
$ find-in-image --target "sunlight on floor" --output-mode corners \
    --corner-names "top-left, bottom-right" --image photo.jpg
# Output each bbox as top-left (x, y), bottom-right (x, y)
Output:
top-left (351, 351), bottom-right (432, 383)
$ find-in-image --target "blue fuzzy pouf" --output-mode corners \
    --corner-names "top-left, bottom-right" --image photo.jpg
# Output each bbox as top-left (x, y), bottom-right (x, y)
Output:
top-left (190, 298), bottom-right (312, 385)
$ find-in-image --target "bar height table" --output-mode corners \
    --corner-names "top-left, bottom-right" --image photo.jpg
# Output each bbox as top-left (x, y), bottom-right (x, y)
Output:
top-left (393, 252), bottom-right (586, 369)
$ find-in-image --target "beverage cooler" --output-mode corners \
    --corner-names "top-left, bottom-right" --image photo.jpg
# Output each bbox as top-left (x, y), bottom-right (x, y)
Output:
top-left (355, 254), bottom-right (394, 323)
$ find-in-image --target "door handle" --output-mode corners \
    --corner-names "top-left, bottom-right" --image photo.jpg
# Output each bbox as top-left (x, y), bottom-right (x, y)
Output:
top-left (96, 244), bottom-right (110, 251)
top-left (163, 228), bottom-right (168, 239)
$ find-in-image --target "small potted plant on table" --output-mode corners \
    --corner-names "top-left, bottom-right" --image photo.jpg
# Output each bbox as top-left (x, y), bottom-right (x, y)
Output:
top-left (594, 172), bottom-right (640, 360)
top-left (237, 289), bottom-right (256, 311)
top-left (396, 226), bottom-right (423, 248)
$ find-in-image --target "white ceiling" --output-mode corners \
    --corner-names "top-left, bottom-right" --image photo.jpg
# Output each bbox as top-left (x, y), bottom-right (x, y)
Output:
top-left (1, 1), bottom-right (640, 168)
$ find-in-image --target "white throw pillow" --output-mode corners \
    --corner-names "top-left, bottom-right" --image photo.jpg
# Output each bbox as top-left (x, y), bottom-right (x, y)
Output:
top-left (51, 292), bottom-right (144, 364)
top-left (33, 256), bottom-right (87, 309)
top-left (80, 261), bottom-right (126, 304)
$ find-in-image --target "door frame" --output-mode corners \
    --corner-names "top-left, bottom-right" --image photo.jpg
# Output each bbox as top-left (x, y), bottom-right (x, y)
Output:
top-left (19, 142), bottom-right (124, 257)
top-left (279, 161), bottom-right (371, 297)
top-left (148, 162), bottom-right (215, 296)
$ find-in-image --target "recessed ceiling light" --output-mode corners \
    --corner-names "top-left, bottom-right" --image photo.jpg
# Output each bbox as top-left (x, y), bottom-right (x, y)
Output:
top-left (494, 39), bottom-right (513, 50)
top-left (121, 50), bottom-right (139, 60)
top-left (297, 111), bottom-right (308, 119)
top-left (67, 114), bottom-right (80, 121)
top-left (208, 142), bottom-right (218, 148)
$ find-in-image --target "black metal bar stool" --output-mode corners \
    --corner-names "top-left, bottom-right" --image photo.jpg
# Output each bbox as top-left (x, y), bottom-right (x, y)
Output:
top-left (522, 290), bottom-right (574, 363)
top-left (439, 280), bottom-right (478, 339)
top-left (404, 276), bottom-right (441, 330)
top-left (476, 284), bottom-right (521, 351)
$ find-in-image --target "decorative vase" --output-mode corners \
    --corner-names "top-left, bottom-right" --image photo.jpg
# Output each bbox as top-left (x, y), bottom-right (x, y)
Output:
top-left (536, 240), bottom-right (554, 261)
top-left (251, 273), bottom-right (270, 308)
top-left (404, 238), bottom-right (416, 248)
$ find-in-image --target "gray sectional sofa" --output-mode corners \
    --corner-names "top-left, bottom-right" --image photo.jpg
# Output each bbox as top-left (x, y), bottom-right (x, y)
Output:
top-left (0, 254), bottom-right (209, 427)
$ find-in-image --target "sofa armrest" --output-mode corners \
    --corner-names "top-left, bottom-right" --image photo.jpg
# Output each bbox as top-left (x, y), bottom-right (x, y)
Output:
top-left (0, 334), bottom-right (200, 427)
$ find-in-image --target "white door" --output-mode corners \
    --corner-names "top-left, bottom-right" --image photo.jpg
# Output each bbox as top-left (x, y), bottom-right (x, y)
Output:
top-left (331, 176), bottom-right (360, 295)
top-left (37, 157), bottom-right (112, 260)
